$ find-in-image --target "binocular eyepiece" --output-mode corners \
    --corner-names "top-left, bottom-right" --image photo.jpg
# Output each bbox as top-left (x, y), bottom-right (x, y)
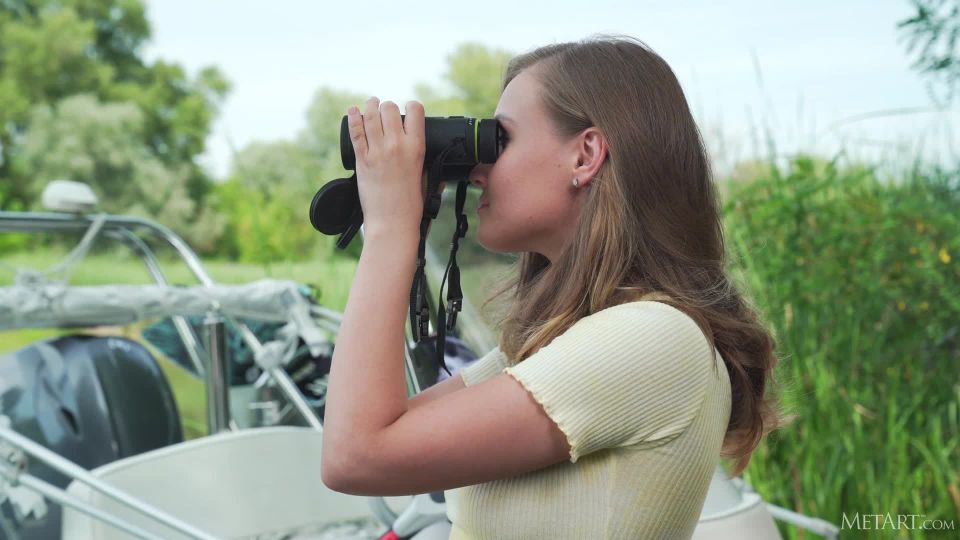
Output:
top-left (309, 115), bottom-right (504, 244)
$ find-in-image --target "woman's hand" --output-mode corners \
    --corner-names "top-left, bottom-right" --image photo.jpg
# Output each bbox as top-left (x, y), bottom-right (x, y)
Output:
top-left (347, 97), bottom-right (441, 238)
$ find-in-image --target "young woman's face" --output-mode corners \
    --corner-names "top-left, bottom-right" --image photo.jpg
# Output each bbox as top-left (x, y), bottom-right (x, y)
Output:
top-left (469, 69), bottom-right (584, 263)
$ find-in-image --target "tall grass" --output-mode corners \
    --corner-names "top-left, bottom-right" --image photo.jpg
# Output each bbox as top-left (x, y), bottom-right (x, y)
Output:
top-left (722, 155), bottom-right (959, 538)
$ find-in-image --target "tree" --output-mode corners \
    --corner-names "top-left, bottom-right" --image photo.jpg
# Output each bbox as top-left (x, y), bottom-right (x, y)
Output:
top-left (229, 139), bottom-right (325, 197)
top-left (218, 133), bottom-right (360, 263)
top-left (0, 0), bottom-right (229, 224)
top-left (299, 87), bottom-right (370, 171)
top-left (898, 0), bottom-right (960, 106)
top-left (18, 94), bottom-right (225, 252)
top-left (221, 89), bottom-right (369, 263)
top-left (414, 42), bottom-right (513, 117)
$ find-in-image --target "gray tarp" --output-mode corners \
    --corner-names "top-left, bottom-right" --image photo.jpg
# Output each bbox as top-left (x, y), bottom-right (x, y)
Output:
top-left (0, 279), bottom-right (328, 355)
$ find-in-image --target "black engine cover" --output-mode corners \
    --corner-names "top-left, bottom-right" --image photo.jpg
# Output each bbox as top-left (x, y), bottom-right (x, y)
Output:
top-left (0, 335), bottom-right (182, 539)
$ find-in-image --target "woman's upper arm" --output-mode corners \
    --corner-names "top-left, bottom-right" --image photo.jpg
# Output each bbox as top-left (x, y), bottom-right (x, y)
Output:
top-left (406, 372), bottom-right (466, 412)
top-left (324, 371), bottom-right (572, 496)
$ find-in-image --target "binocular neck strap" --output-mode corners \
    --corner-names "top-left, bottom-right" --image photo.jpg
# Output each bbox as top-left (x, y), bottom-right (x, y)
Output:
top-left (409, 141), bottom-right (468, 378)
top-left (435, 181), bottom-right (469, 375)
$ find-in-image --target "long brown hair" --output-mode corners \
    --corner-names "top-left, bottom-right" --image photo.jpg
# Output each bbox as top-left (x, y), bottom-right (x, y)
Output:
top-left (480, 34), bottom-right (795, 477)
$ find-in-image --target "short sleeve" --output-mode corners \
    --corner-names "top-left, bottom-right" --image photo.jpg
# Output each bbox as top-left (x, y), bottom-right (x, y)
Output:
top-left (502, 302), bottom-right (716, 463)
top-left (458, 346), bottom-right (507, 387)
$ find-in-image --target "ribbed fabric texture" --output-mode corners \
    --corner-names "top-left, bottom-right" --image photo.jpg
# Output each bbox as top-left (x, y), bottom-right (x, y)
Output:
top-left (444, 298), bottom-right (733, 539)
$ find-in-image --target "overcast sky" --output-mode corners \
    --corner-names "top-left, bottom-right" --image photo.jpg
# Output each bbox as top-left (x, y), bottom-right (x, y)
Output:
top-left (143, 0), bottom-right (956, 180)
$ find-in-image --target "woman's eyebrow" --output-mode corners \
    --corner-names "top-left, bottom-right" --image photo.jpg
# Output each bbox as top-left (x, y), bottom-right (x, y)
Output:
top-left (494, 114), bottom-right (514, 125)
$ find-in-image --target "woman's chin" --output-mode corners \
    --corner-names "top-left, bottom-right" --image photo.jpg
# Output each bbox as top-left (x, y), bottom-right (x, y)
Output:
top-left (477, 234), bottom-right (517, 255)
top-left (476, 226), bottom-right (499, 252)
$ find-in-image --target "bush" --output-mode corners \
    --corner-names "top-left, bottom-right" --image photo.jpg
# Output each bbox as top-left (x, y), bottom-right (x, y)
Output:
top-left (212, 177), bottom-right (358, 264)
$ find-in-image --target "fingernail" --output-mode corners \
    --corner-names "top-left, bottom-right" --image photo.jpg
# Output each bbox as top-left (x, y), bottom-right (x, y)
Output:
top-left (348, 106), bottom-right (359, 115)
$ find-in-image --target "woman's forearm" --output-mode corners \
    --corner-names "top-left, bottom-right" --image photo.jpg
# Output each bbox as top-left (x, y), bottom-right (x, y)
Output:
top-left (321, 227), bottom-right (420, 459)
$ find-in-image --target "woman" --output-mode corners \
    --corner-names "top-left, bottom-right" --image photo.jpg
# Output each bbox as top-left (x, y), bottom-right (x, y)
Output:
top-left (320, 34), bottom-right (793, 539)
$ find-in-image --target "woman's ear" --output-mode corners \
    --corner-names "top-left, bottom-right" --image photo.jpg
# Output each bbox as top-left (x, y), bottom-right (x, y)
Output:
top-left (572, 127), bottom-right (608, 187)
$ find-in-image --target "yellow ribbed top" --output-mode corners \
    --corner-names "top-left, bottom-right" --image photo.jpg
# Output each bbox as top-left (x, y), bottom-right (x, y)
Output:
top-left (444, 298), bottom-right (732, 539)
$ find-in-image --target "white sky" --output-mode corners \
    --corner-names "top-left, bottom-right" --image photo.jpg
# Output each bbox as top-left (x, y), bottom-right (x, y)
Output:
top-left (143, 0), bottom-right (957, 180)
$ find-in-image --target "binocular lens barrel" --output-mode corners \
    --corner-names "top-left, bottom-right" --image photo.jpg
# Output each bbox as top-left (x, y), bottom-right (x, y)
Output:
top-left (339, 115), bottom-right (502, 172)
top-left (310, 114), bottom-right (501, 240)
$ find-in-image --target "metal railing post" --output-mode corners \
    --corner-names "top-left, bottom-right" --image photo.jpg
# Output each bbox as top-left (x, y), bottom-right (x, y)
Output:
top-left (203, 313), bottom-right (231, 434)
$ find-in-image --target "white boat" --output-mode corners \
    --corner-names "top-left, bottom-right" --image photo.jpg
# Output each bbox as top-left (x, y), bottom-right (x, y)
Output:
top-left (0, 181), bottom-right (840, 539)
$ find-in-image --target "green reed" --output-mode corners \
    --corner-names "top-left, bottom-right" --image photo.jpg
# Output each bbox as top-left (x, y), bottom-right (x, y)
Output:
top-left (723, 155), bottom-right (959, 539)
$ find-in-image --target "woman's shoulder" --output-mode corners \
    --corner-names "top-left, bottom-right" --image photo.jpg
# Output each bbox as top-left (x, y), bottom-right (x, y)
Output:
top-left (577, 291), bottom-right (707, 347)
top-left (592, 290), bottom-right (685, 319)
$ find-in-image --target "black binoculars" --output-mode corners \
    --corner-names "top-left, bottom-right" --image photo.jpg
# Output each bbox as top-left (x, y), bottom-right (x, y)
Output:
top-left (308, 115), bottom-right (504, 245)
top-left (308, 114), bottom-right (504, 375)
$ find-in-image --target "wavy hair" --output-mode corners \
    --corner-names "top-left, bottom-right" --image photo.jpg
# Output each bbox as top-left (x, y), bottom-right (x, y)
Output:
top-left (480, 35), bottom-right (795, 476)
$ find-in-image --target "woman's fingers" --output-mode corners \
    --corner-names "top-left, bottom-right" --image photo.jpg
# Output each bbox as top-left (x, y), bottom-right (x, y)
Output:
top-left (350, 97), bottom-right (426, 166)
top-left (361, 96), bottom-right (383, 154)
top-left (346, 106), bottom-right (367, 158)
top-left (379, 100), bottom-right (404, 146)
top-left (403, 101), bottom-right (426, 151)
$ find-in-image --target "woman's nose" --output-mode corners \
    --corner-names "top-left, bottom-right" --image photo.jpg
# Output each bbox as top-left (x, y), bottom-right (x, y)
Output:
top-left (469, 164), bottom-right (491, 188)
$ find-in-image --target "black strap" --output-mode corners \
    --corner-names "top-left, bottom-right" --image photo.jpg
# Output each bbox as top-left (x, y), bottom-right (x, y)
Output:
top-left (435, 181), bottom-right (469, 376)
top-left (409, 141), bottom-right (464, 378)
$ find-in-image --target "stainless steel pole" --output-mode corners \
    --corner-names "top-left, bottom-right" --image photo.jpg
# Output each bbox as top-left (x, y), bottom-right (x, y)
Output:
top-left (265, 367), bottom-right (323, 431)
top-left (203, 313), bottom-right (231, 434)
top-left (14, 473), bottom-right (170, 540)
